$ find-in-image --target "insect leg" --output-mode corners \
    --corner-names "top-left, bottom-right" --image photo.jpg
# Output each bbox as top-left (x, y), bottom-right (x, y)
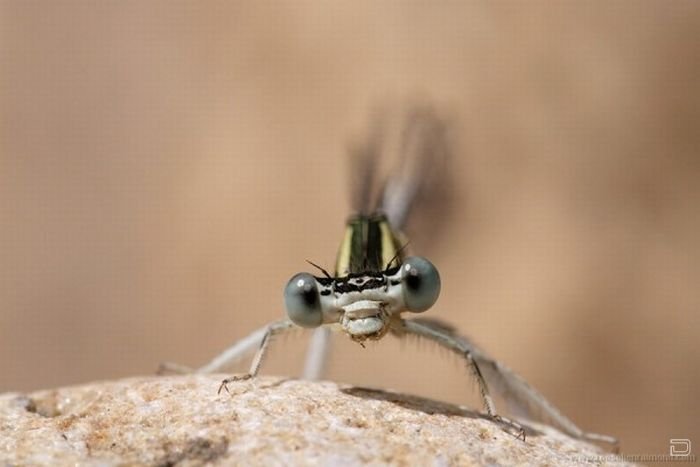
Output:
top-left (396, 317), bottom-right (618, 449)
top-left (218, 319), bottom-right (296, 394)
top-left (159, 322), bottom-right (276, 375)
top-left (302, 327), bottom-right (332, 380)
top-left (395, 318), bottom-right (525, 440)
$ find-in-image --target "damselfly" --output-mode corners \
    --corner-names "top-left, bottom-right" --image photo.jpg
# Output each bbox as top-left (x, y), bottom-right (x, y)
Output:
top-left (162, 106), bottom-right (617, 448)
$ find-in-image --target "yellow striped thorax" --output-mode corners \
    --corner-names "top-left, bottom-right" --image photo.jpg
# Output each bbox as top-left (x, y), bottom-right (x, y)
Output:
top-left (334, 212), bottom-right (405, 277)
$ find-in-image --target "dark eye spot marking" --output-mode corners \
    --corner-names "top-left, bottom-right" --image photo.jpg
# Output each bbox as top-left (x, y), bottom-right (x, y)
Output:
top-left (301, 287), bottom-right (318, 306)
top-left (404, 271), bottom-right (422, 291)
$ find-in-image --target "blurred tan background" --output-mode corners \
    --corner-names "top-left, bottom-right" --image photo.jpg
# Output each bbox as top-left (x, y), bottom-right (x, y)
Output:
top-left (1, 0), bottom-right (698, 460)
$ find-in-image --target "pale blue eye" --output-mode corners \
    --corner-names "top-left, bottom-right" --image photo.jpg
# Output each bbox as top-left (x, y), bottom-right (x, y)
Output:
top-left (401, 256), bottom-right (441, 312)
top-left (284, 273), bottom-right (323, 328)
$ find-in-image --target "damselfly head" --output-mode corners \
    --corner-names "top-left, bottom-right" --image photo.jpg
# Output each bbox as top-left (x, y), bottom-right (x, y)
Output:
top-left (283, 256), bottom-right (441, 341)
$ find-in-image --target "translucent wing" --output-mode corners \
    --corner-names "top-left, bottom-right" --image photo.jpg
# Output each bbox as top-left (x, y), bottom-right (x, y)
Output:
top-left (379, 105), bottom-right (451, 232)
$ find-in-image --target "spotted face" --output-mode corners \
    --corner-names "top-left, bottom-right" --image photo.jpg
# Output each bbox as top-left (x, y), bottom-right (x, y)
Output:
top-left (284, 257), bottom-right (441, 342)
top-left (283, 213), bottom-right (441, 342)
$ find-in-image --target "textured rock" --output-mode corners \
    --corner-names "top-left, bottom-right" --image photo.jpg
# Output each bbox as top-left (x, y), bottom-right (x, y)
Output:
top-left (0, 375), bottom-right (633, 466)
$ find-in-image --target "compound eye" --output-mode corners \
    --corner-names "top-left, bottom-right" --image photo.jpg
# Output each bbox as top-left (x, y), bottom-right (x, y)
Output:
top-left (284, 273), bottom-right (323, 328)
top-left (401, 256), bottom-right (441, 313)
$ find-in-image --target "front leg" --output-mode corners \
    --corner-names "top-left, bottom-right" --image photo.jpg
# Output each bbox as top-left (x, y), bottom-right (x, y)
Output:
top-left (218, 319), bottom-right (296, 394)
top-left (302, 327), bottom-right (332, 381)
top-left (394, 318), bottom-right (525, 440)
top-left (159, 319), bottom-right (293, 375)
top-left (393, 317), bottom-right (617, 449)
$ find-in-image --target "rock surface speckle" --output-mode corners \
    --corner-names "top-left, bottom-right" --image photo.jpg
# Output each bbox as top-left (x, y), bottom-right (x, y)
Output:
top-left (0, 375), bottom-right (633, 466)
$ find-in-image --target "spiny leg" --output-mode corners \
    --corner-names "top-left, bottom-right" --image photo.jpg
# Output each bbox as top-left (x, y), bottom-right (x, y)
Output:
top-left (396, 318), bottom-right (618, 449)
top-left (395, 318), bottom-right (525, 441)
top-left (159, 319), bottom-right (290, 376)
top-left (466, 349), bottom-right (526, 441)
top-left (218, 319), bottom-right (296, 394)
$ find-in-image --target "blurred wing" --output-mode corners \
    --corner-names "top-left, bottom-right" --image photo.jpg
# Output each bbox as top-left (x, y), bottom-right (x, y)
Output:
top-left (347, 116), bottom-right (383, 216)
top-left (346, 104), bottom-right (451, 231)
top-left (379, 105), bottom-right (451, 231)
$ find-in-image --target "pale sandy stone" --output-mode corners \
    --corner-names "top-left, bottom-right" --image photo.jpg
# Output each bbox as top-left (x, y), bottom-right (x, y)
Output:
top-left (0, 375), bottom-right (633, 466)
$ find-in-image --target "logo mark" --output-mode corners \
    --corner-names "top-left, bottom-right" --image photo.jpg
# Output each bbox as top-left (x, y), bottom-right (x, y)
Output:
top-left (670, 439), bottom-right (691, 456)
